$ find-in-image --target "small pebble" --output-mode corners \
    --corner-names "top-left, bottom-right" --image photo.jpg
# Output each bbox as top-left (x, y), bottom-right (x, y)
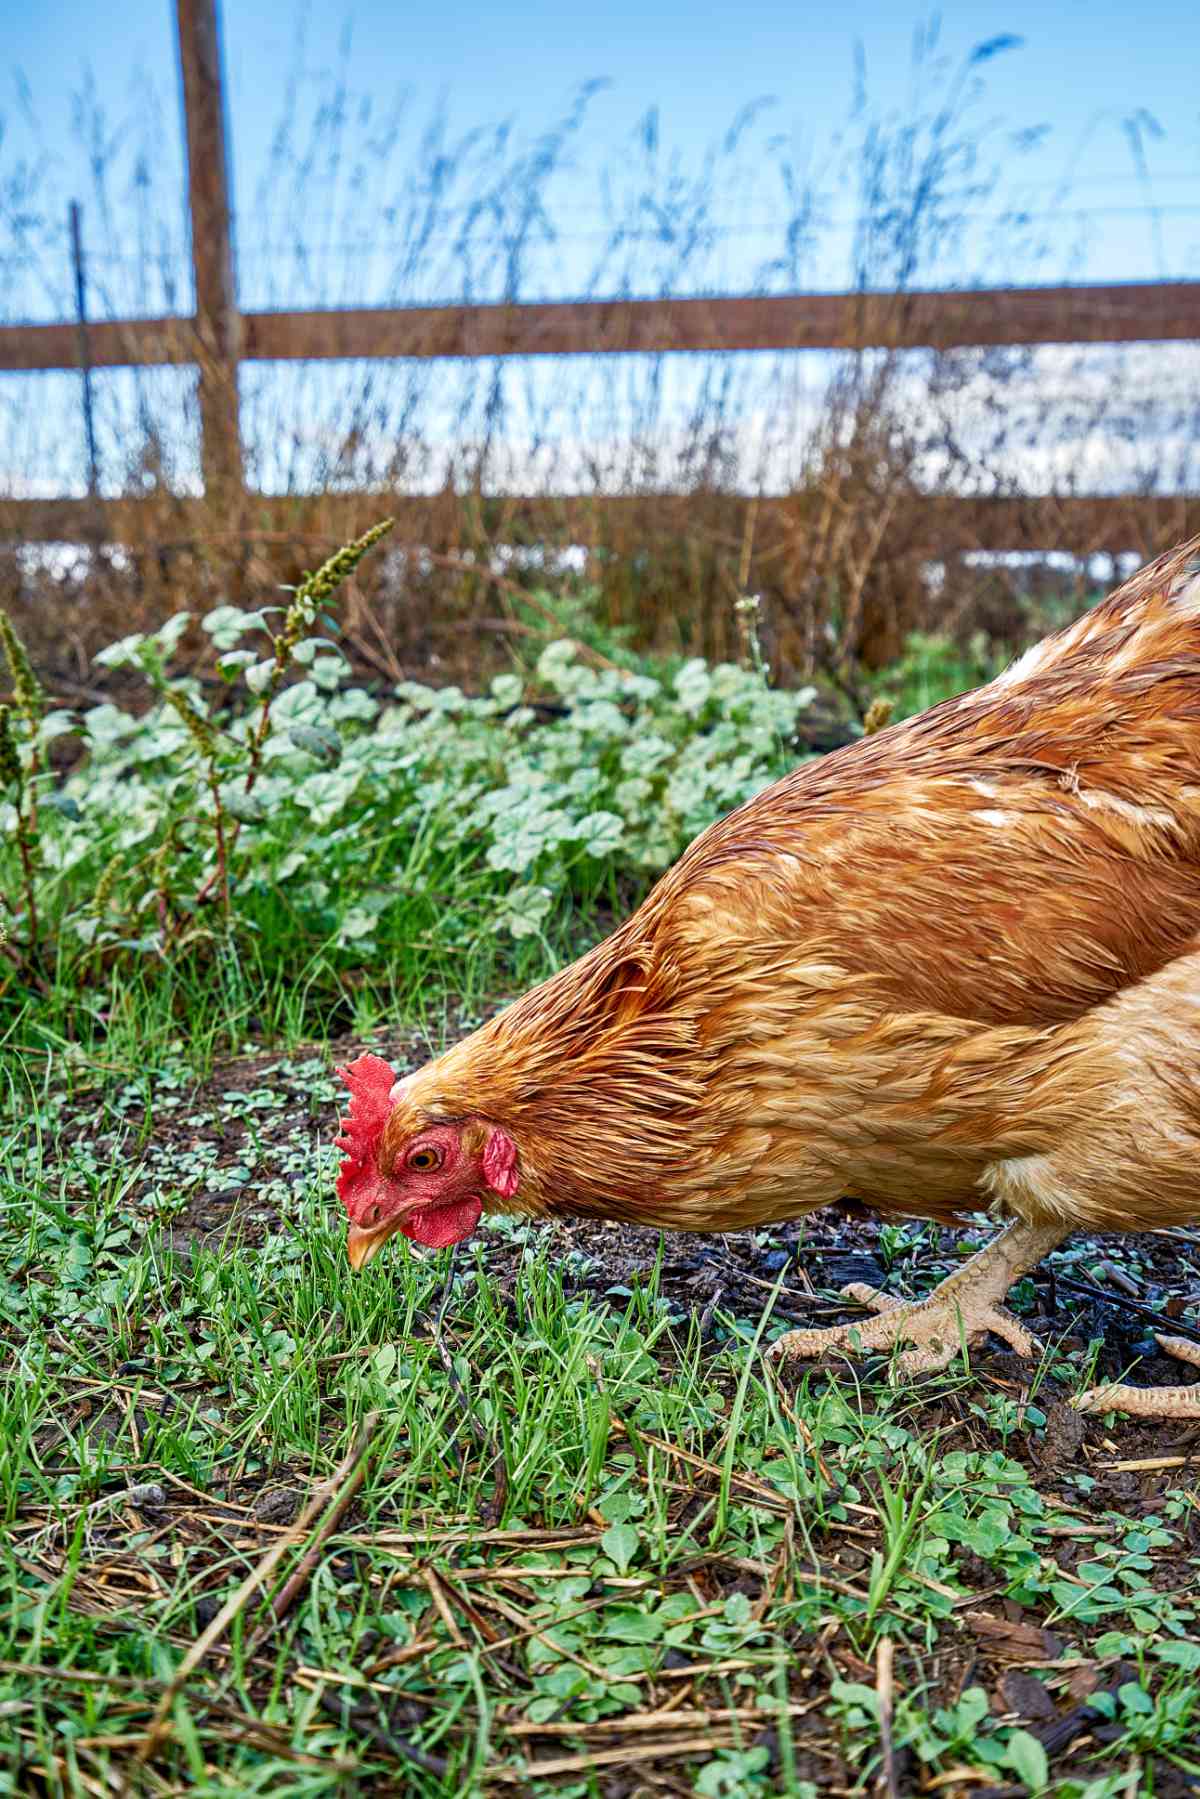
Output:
top-left (126, 1483), bottom-right (166, 1509)
top-left (255, 1488), bottom-right (301, 1524)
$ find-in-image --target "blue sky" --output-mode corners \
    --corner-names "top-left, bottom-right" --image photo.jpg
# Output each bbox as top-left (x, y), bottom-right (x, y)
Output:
top-left (7, 0), bottom-right (1200, 313)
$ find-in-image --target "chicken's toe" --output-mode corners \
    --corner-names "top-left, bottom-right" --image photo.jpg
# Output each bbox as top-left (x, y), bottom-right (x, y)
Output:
top-left (1153, 1331), bottom-right (1200, 1370)
top-left (1072, 1332), bottom-right (1200, 1418)
top-left (767, 1306), bottom-right (942, 1370)
top-left (839, 1282), bottom-right (901, 1314)
top-left (975, 1303), bottom-right (1042, 1359)
top-left (1072, 1380), bottom-right (1200, 1419)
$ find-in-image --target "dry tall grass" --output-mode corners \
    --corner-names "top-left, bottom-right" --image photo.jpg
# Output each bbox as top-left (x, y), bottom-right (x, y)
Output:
top-left (1, 22), bottom-right (1198, 700)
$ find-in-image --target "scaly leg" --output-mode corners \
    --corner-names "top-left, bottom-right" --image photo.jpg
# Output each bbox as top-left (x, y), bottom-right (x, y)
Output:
top-left (768, 1219), bottom-right (1070, 1378)
top-left (1073, 1335), bottom-right (1200, 1420)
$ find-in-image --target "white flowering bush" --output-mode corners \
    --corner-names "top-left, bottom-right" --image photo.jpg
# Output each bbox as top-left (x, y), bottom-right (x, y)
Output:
top-left (1, 527), bottom-right (816, 1019)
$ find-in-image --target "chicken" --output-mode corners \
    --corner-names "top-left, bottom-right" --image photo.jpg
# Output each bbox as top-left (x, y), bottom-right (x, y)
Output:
top-left (335, 534), bottom-right (1200, 1419)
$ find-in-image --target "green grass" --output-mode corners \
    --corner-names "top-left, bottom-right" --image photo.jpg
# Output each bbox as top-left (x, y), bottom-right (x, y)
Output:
top-left (2, 869), bottom-right (579, 1079)
top-left (2, 1048), bottom-right (1198, 1796)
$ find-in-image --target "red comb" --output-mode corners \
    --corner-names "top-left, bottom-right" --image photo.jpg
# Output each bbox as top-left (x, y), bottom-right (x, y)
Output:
top-left (335, 1053), bottom-right (397, 1215)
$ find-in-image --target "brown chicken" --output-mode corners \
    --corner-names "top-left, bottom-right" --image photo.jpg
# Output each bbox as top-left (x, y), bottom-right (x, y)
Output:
top-left (336, 534), bottom-right (1200, 1419)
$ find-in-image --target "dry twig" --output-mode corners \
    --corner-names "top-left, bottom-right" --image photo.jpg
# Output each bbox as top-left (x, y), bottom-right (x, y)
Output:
top-left (876, 1636), bottom-right (899, 1799)
top-left (134, 1411), bottom-right (380, 1762)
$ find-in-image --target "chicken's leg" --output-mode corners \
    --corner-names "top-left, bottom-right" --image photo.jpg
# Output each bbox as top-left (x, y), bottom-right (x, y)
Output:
top-left (1072, 1336), bottom-right (1200, 1420)
top-left (769, 1218), bottom-right (1070, 1377)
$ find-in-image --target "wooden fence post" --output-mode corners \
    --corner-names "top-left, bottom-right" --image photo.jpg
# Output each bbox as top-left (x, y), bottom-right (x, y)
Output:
top-left (175, 0), bottom-right (243, 510)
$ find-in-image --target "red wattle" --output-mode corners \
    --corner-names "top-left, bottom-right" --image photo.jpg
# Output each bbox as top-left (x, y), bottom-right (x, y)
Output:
top-left (400, 1196), bottom-right (483, 1249)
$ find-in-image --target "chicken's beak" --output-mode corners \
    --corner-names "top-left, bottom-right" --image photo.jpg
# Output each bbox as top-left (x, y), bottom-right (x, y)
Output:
top-left (346, 1221), bottom-right (395, 1271)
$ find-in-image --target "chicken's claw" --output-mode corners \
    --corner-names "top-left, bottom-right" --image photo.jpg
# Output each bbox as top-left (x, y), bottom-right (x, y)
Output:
top-left (768, 1285), bottom-right (1042, 1378)
top-left (767, 1219), bottom-right (1065, 1379)
top-left (1071, 1333), bottom-right (1200, 1419)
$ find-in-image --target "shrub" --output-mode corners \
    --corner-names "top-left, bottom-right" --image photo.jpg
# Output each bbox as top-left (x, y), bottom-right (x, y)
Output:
top-left (1, 529), bottom-right (815, 1042)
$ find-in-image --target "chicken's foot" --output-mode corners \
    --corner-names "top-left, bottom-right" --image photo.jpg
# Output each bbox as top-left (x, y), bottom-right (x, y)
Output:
top-left (768, 1219), bottom-right (1070, 1378)
top-left (1072, 1335), bottom-right (1200, 1420)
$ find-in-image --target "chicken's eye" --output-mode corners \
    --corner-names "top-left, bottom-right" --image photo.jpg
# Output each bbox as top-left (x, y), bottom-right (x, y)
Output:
top-left (407, 1146), bottom-right (443, 1173)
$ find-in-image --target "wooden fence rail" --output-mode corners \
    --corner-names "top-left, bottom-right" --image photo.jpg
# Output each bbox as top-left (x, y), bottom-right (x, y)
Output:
top-left (2, 279), bottom-right (1199, 556)
top-left (2, 491), bottom-right (1197, 562)
top-left (3, 281), bottom-right (1200, 373)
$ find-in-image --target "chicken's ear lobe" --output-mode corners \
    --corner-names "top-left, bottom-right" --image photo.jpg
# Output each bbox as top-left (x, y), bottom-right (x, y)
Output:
top-left (482, 1128), bottom-right (519, 1198)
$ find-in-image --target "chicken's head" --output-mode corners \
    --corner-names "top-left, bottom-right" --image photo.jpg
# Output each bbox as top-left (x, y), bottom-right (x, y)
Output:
top-left (335, 1053), bottom-right (519, 1268)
